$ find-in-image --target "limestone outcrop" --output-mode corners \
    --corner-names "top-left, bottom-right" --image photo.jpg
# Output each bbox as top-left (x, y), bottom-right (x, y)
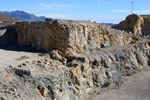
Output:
top-left (15, 20), bottom-right (141, 57)
top-left (113, 14), bottom-right (150, 36)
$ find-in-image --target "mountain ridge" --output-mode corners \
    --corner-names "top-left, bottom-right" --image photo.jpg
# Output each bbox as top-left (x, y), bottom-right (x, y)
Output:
top-left (0, 10), bottom-right (47, 21)
top-left (1, 10), bottom-right (116, 26)
top-left (0, 12), bottom-right (20, 27)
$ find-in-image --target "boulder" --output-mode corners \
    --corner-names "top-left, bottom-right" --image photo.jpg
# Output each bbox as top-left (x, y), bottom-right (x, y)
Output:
top-left (113, 14), bottom-right (144, 35)
top-left (113, 14), bottom-right (150, 36)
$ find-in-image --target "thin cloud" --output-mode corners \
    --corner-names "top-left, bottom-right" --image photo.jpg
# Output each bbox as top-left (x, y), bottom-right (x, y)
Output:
top-left (112, 10), bottom-right (131, 13)
top-left (97, 0), bottom-right (101, 3)
top-left (39, 3), bottom-right (70, 9)
top-left (135, 10), bottom-right (150, 13)
top-left (112, 10), bottom-right (150, 14)
top-left (37, 14), bottom-right (124, 23)
top-left (36, 13), bottom-right (71, 19)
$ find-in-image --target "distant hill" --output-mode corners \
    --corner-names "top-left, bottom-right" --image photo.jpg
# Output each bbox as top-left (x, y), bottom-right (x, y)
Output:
top-left (0, 10), bottom-right (47, 21)
top-left (0, 13), bottom-right (20, 27)
top-left (101, 23), bottom-right (116, 27)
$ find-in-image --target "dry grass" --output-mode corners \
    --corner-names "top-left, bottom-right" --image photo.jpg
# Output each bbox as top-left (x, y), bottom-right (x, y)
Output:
top-left (15, 56), bottom-right (29, 60)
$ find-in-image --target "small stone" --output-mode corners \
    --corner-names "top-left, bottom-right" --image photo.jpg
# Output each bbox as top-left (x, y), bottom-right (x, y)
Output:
top-left (22, 63), bottom-right (26, 66)
top-left (25, 61), bottom-right (29, 63)
top-left (0, 97), bottom-right (5, 100)
top-left (18, 65), bottom-right (22, 67)
top-left (37, 60), bottom-right (42, 63)
top-left (49, 50), bottom-right (62, 61)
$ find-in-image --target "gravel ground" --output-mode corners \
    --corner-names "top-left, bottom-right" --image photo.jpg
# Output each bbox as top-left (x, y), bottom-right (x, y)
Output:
top-left (93, 71), bottom-right (150, 100)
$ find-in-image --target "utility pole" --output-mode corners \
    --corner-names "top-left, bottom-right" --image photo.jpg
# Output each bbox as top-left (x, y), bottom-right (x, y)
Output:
top-left (131, 1), bottom-right (134, 14)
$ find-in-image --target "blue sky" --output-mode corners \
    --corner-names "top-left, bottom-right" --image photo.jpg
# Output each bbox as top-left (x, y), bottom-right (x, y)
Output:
top-left (0, 0), bottom-right (150, 23)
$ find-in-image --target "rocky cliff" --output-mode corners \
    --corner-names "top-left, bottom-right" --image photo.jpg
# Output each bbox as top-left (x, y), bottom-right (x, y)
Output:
top-left (113, 14), bottom-right (150, 36)
top-left (15, 20), bottom-right (141, 57)
top-left (0, 18), bottom-right (150, 100)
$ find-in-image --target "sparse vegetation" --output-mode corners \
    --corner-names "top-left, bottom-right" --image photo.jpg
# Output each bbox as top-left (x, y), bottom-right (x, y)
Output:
top-left (102, 82), bottom-right (110, 88)
top-left (126, 73), bottom-right (131, 76)
top-left (38, 53), bottom-right (45, 57)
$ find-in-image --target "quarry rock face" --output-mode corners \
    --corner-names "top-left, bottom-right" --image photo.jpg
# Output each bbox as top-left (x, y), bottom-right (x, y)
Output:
top-left (0, 18), bottom-right (150, 100)
top-left (113, 14), bottom-right (150, 36)
top-left (16, 20), bottom-right (140, 57)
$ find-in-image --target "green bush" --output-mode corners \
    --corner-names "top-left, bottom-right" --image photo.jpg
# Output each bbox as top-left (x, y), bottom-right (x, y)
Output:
top-left (102, 82), bottom-right (110, 88)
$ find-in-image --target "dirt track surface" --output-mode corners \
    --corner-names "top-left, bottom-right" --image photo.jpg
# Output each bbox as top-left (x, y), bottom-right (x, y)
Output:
top-left (94, 71), bottom-right (150, 100)
top-left (0, 48), bottom-right (43, 66)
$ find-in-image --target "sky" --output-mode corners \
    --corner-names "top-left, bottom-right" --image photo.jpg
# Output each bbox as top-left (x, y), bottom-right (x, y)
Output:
top-left (0, 0), bottom-right (150, 23)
